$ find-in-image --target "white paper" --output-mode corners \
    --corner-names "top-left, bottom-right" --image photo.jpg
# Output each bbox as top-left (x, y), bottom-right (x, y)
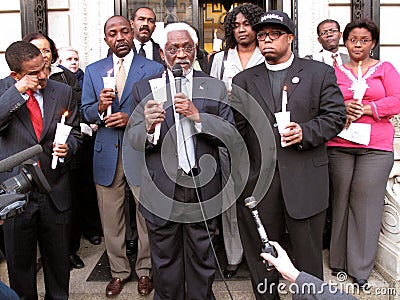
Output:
top-left (80, 123), bottom-right (93, 136)
top-left (149, 78), bottom-right (167, 143)
top-left (149, 78), bottom-right (167, 104)
top-left (51, 123), bottom-right (72, 169)
top-left (337, 122), bottom-right (371, 145)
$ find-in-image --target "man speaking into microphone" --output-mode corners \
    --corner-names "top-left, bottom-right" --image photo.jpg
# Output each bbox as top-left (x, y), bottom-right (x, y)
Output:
top-left (0, 41), bottom-right (81, 299)
top-left (126, 22), bottom-right (236, 299)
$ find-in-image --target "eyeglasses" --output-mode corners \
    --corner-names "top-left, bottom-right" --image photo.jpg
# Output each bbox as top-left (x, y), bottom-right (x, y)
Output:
top-left (40, 49), bottom-right (51, 55)
top-left (165, 46), bottom-right (194, 55)
top-left (256, 31), bottom-right (287, 41)
top-left (348, 38), bottom-right (372, 45)
top-left (319, 29), bottom-right (339, 37)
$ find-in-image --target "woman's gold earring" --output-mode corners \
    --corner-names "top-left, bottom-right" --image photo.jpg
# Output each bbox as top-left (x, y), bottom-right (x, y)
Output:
top-left (370, 49), bottom-right (373, 57)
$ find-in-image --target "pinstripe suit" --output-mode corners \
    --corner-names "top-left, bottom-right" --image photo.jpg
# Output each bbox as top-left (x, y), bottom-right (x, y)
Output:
top-left (0, 76), bottom-right (82, 299)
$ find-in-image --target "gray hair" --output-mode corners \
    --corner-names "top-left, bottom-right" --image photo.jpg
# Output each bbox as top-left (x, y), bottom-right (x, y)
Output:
top-left (57, 47), bottom-right (79, 62)
top-left (159, 22), bottom-right (198, 51)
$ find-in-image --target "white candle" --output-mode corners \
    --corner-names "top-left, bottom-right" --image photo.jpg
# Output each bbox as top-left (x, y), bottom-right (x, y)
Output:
top-left (61, 111), bottom-right (68, 124)
top-left (358, 61), bottom-right (362, 81)
top-left (282, 86), bottom-right (288, 112)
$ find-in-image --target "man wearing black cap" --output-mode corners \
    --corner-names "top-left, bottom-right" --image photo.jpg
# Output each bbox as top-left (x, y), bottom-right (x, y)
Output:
top-left (231, 10), bottom-right (346, 299)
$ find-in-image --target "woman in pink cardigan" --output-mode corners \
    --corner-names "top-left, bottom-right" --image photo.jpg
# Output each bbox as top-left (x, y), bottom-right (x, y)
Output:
top-left (328, 18), bottom-right (400, 289)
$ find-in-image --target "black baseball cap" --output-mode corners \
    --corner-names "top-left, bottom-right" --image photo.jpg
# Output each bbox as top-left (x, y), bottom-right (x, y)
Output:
top-left (252, 10), bottom-right (295, 34)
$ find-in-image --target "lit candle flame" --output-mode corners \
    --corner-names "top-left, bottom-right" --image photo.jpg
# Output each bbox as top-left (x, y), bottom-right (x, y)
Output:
top-left (61, 111), bottom-right (69, 124)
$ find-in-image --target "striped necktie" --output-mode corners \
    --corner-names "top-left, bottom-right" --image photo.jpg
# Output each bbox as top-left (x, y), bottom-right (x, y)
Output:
top-left (332, 53), bottom-right (339, 67)
top-left (177, 77), bottom-right (195, 173)
top-left (116, 58), bottom-right (126, 99)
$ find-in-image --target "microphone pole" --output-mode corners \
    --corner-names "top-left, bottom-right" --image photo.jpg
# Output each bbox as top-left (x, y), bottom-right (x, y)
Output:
top-left (244, 196), bottom-right (277, 270)
top-left (0, 144), bottom-right (42, 173)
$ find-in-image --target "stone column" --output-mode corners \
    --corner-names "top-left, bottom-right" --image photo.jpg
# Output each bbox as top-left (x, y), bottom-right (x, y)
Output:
top-left (376, 115), bottom-right (400, 299)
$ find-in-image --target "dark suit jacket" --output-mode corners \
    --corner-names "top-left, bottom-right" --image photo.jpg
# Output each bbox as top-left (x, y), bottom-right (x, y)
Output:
top-left (303, 50), bottom-right (350, 65)
top-left (0, 77), bottom-right (82, 212)
top-left (231, 56), bottom-right (346, 219)
top-left (81, 52), bottom-right (164, 186)
top-left (132, 39), bottom-right (164, 65)
top-left (126, 70), bottom-right (236, 225)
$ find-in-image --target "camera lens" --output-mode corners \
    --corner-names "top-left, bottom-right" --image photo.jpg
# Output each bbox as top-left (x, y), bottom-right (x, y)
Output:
top-left (0, 170), bottom-right (32, 194)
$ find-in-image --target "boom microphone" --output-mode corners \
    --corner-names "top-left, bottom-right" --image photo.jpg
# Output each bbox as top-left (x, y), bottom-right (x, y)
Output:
top-left (0, 145), bottom-right (42, 173)
top-left (244, 196), bottom-right (277, 270)
top-left (172, 63), bottom-right (183, 94)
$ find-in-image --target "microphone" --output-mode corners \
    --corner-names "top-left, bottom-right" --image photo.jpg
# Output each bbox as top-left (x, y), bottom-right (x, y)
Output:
top-left (172, 63), bottom-right (183, 94)
top-left (244, 196), bottom-right (277, 270)
top-left (0, 145), bottom-right (42, 173)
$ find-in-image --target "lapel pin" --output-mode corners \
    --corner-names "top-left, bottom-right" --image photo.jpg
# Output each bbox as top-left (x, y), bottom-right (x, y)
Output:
top-left (292, 77), bottom-right (300, 84)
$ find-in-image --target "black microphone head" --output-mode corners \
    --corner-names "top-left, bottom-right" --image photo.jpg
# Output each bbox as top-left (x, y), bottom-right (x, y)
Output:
top-left (244, 196), bottom-right (257, 209)
top-left (172, 64), bottom-right (183, 78)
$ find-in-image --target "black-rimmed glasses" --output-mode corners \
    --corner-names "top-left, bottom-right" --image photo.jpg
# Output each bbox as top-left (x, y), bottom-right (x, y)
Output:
top-left (256, 31), bottom-right (288, 41)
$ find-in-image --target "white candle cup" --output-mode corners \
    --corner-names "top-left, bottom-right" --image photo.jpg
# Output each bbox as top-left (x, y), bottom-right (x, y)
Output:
top-left (353, 81), bottom-right (368, 103)
top-left (103, 76), bottom-right (116, 115)
top-left (223, 62), bottom-right (235, 92)
top-left (275, 111), bottom-right (291, 147)
top-left (213, 38), bottom-right (222, 52)
top-left (51, 123), bottom-right (72, 169)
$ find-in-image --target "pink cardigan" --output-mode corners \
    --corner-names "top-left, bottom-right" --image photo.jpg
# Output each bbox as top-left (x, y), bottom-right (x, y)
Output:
top-left (327, 61), bottom-right (400, 152)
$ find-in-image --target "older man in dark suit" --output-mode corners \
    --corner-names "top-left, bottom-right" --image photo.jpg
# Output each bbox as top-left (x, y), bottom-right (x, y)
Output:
top-left (126, 22), bottom-right (236, 299)
top-left (0, 41), bottom-right (82, 300)
top-left (231, 11), bottom-right (346, 299)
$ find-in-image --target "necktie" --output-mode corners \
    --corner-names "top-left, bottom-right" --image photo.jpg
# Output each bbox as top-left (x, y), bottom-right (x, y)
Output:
top-left (116, 58), bottom-right (126, 99)
top-left (26, 89), bottom-right (43, 140)
top-left (332, 53), bottom-right (339, 67)
top-left (177, 77), bottom-right (195, 173)
top-left (138, 43), bottom-right (146, 57)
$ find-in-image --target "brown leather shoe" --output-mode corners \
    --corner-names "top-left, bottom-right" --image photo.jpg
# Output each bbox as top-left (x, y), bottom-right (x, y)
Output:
top-left (106, 277), bottom-right (126, 297)
top-left (137, 276), bottom-right (153, 296)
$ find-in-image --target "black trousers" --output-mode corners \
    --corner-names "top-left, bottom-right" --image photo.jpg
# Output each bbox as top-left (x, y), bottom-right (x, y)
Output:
top-left (237, 170), bottom-right (325, 300)
top-left (3, 192), bottom-right (71, 300)
top-left (69, 137), bottom-right (102, 254)
top-left (146, 182), bottom-right (217, 300)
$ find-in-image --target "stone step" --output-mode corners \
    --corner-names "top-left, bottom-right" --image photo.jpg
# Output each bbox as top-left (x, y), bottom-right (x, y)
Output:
top-left (0, 238), bottom-right (391, 299)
